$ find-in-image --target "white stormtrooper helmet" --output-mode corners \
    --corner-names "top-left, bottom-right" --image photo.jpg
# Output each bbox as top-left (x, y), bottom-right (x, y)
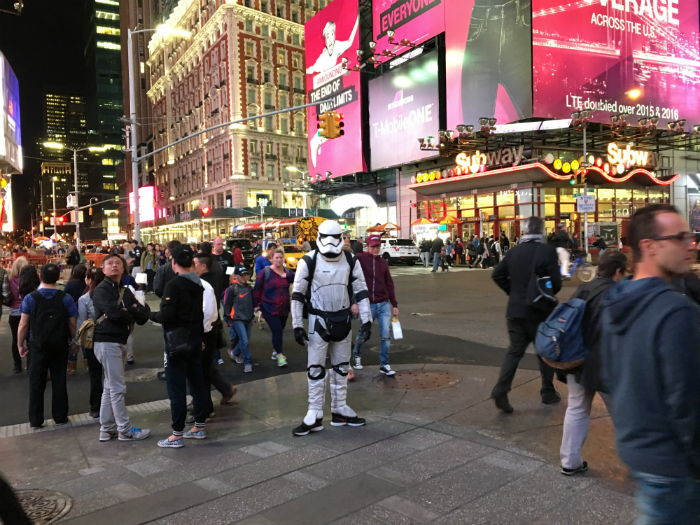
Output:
top-left (316, 220), bottom-right (343, 256)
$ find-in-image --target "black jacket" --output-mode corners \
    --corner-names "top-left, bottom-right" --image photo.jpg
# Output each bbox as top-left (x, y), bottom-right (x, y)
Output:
top-left (602, 276), bottom-right (700, 479)
top-left (351, 240), bottom-right (363, 254)
top-left (154, 260), bottom-right (177, 298)
top-left (430, 237), bottom-right (444, 255)
top-left (150, 273), bottom-right (204, 335)
top-left (549, 230), bottom-right (573, 250)
top-left (672, 272), bottom-right (700, 306)
top-left (557, 276), bottom-right (616, 392)
top-left (200, 271), bottom-right (222, 310)
top-left (66, 249), bottom-right (80, 266)
top-left (492, 240), bottom-right (562, 320)
top-left (93, 276), bottom-right (150, 344)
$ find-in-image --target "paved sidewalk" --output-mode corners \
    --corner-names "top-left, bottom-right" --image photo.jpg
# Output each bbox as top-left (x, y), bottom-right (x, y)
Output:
top-left (2, 364), bottom-right (637, 524)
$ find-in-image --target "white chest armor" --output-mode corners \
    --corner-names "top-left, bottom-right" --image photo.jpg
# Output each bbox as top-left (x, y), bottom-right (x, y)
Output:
top-left (309, 254), bottom-right (352, 313)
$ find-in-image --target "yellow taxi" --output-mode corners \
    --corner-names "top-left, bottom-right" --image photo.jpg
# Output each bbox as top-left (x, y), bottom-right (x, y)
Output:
top-left (283, 244), bottom-right (306, 269)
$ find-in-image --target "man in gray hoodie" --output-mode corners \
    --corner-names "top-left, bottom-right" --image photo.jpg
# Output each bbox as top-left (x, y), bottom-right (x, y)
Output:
top-left (601, 204), bottom-right (700, 522)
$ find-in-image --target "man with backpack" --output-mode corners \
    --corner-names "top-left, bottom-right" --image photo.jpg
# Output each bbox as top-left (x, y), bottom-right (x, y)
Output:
top-left (291, 220), bottom-right (372, 436)
top-left (17, 263), bottom-right (79, 429)
top-left (601, 204), bottom-right (700, 522)
top-left (553, 251), bottom-right (628, 476)
top-left (491, 216), bottom-right (562, 413)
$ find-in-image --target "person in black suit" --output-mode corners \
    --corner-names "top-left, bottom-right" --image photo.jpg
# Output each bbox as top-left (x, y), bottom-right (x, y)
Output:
top-left (491, 216), bottom-right (562, 413)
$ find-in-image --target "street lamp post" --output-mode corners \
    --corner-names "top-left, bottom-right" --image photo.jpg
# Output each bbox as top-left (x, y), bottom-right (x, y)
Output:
top-left (127, 25), bottom-right (191, 244)
top-left (43, 142), bottom-right (107, 250)
top-left (52, 177), bottom-right (57, 239)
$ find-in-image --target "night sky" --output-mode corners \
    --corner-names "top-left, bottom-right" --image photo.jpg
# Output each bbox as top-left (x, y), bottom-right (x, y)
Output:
top-left (0, 0), bottom-right (87, 231)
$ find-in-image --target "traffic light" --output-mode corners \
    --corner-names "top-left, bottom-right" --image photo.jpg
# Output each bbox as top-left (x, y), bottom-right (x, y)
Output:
top-left (317, 112), bottom-right (331, 139)
top-left (201, 206), bottom-right (211, 216)
top-left (329, 111), bottom-right (345, 139)
top-left (57, 216), bottom-right (65, 225)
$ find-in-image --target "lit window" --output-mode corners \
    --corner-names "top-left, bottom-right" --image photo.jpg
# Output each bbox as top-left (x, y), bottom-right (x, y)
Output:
top-left (96, 0), bottom-right (119, 4)
top-left (277, 52), bottom-right (285, 65)
top-left (292, 55), bottom-right (300, 68)
top-left (96, 26), bottom-right (120, 35)
top-left (97, 41), bottom-right (121, 50)
top-left (102, 159), bottom-right (114, 165)
top-left (245, 42), bottom-right (253, 55)
top-left (96, 10), bottom-right (118, 20)
top-left (140, 61), bottom-right (145, 74)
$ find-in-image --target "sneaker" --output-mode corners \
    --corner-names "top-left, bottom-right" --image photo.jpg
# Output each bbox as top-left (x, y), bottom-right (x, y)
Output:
top-left (277, 354), bottom-right (288, 367)
top-left (158, 437), bottom-right (184, 448)
top-left (244, 364), bottom-right (253, 373)
top-left (380, 365), bottom-right (396, 376)
top-left (127, 359), bottom-right (135, 365)
top-left (99, 430), bottom-right (118, 442)
top-left (354, 356), bottom-right (363, 370)
top-left (233, 355), bottom-right (244, 364)
top-left (186, 402), bottom-right (193, 412)
top-left (293, 418), bottom-right (323, 436)
top-left (221, 385), bottom-right (237, 404)
top-left (331, 414), bottom-right (366, 427)
top-left (118, 427), bottom-right (151, 441)
top-left (13, 366), bottom-right (21, 374)
top-left (561, 462), bottom-right (588, 476)
top-left (542, 391), bottom-right (562, 405)
top-left (157, 371), bottom-right (166, 380)
top-left (271, 351), bottom-right (278, 360)
top-left (217, 358), bottom-right (225, 366)
top-left (183, 429), bottom-right (207, 439)
top-left (89, 411), bottom-right (100, 419)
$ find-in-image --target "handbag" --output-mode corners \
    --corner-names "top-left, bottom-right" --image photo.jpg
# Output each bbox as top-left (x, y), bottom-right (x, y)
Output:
top-left (526, 244), bottom-right (558, 314)
top-left (78, 289), bottom-right (125, 349)
top-left (164, 302), bottom-right (197, 358)
top-left (391, 316), bottom-right (403, 340)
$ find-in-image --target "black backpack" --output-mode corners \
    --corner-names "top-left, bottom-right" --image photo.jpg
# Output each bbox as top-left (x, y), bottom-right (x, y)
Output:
top-left (29, 290), bottom-right (70, 351)
top-left (299, 250), bottom-right (356, 318)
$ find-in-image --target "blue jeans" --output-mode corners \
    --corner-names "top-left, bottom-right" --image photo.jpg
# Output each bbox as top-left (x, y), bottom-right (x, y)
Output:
top-left (230, 321), bottom-right (252, 366)
top-left (632, 472), bottom-right (700, 524)
top-left (432, 252), bottom-right (440, 271)
top-left (261, 309), bottom-right (288, 355)
top-left (354, 301), bottom-right (392, 366)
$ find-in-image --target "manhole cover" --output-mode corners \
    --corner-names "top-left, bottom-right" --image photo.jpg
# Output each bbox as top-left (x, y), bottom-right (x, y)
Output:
top-left (376, 370), bottom-right (461, 390)
top-left (369, 344), bottom-right (413, 354)
top-left (124, 368), bottom-right (162, 382)
top-left (16, 490), bottom-right (71, 524)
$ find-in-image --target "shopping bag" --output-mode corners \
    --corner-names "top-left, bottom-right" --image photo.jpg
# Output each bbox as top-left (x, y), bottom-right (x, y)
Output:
top-left (135, 272), bottom-right (148, 285)
top-left (391, 316), bottom-right (403, 340)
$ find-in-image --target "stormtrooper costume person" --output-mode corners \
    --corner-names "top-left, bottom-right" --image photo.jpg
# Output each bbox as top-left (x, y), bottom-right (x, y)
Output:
top-left (291, 220), bottom-right (372, 436)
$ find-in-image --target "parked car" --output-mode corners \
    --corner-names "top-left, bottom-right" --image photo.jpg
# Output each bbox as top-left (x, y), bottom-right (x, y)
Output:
top-left (282, 244), bottom-right (305, 269)
top-left (380, 238), bottom-right (419, 265)
top-left (226, 237), bottom-right (256, 273)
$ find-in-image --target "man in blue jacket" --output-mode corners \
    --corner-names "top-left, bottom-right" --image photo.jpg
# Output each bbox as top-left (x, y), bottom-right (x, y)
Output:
top-left (601, 203), bottom-right (700, 523)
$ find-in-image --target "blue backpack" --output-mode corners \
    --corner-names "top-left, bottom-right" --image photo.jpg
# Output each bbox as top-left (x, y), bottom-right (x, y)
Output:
top-left (535, 298), bottom-right (588, 369)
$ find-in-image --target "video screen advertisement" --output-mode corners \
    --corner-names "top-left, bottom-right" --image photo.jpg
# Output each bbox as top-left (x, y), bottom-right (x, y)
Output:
top-left (532, 0), bottom-right (700, 125)
top-left (372, 0), bottom-right (445, 51)
top-left (305, 0), bottom-right (366, 179)
top-left (444, 0), bottom-right (533, 130)
top-left (0, 52), bottom-right (22, 174)
top-left (369, 50), bottom-right (440, 170)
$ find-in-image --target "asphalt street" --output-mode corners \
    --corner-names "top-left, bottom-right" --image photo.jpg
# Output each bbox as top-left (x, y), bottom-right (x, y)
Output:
top-left (0, 265), bottom-right (579, 427)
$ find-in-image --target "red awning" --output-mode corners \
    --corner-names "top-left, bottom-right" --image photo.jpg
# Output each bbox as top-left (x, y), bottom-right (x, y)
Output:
top-left (277, 218), bottom-right (299, 227)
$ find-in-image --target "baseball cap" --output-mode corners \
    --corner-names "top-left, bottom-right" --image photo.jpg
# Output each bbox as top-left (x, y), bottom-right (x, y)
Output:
top-left (367, 235), bottom-right (382, 246)
top-left (233, 266), bottom-right (248, 276)
top-left (171, 244), bottom-right (194, 267)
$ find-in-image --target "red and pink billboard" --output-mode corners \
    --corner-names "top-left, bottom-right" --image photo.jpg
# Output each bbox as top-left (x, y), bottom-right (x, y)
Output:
top-left (372, 0), bottom-right (445, 52)
top-left (532, 0), bottom-right (700, 125)
top-left (444, 0), bottom-right (534, 131)
top-left (305, 0), bottom-right (366, 179)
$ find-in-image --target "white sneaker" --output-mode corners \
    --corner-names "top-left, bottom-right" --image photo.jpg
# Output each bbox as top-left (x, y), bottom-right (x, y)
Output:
top-left (380, 365), bottom-right (396, 376)
top-left (271, 351), bottom-right (278, 360)
top-left (354, 356), bottom-right (363, 370)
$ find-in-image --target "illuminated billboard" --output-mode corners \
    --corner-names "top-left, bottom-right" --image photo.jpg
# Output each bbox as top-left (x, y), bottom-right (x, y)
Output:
top-left (0, 52), bottom-right (22, 174)
top-left (369, 50), bottom-right (440, 170)
top-left (532, 0), bottom-right (700, 125)
top-left (445, 0), bottom-right (533, 131)
top-left (372, 0), bottom-right (444, 52)
top-left (305, 0), bottom-right (366, 179)
top-left (1, 177), bottom-right (13, 232)
top-left (129, 186), bottom-right (155, 223)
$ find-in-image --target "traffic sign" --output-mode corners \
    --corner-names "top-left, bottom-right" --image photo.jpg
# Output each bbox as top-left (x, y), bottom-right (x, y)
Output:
top-left (577, 195), bottom-right (596, 213)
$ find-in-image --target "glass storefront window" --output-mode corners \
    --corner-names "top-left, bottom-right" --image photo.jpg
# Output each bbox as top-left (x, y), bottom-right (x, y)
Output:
top-left (517, 188), bottom-right (534, 203)
top-left (616, 189), bottom-right (632, 204)
top-left (460, 208), bottom-right (476, 218)
top-left (477, 193), bottom-right (494, 208)
top-left (560, 188), bottom-right (575, 203)
top-left (633, 190), bottom-right (647, 204)
top-left (561, 204), bottom-right (575, 213)
top-left (496, 191), bottom-right (515, 206)
top-left (544, 188), bottom-right (557, 203)
top-left (457, 195), bottom-right (474, 209)
top-left (518, 203), bottom-right (535, 218)
top-left (648, 189), bottom-right (666, 203)
top-left (498, 206), bottom-right (515, 219)
top-left (445, 197), bottom-right (458, 212)
top-left (544, 203), bottom-right (555, 217)
top-left (598, 189), bottom-right (614, 202)
top-left (480, 207), bottom-right (494, 218)
top-left (617, 206), bottom-right (632, 219)
top-left (599, 203), bottom-right (613, 217)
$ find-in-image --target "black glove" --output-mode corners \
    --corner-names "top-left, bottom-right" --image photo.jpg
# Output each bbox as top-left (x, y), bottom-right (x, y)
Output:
top-left (294, 327), bottom-right (309, 346)
top-left (357, 322), bottom-right (372, 343)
